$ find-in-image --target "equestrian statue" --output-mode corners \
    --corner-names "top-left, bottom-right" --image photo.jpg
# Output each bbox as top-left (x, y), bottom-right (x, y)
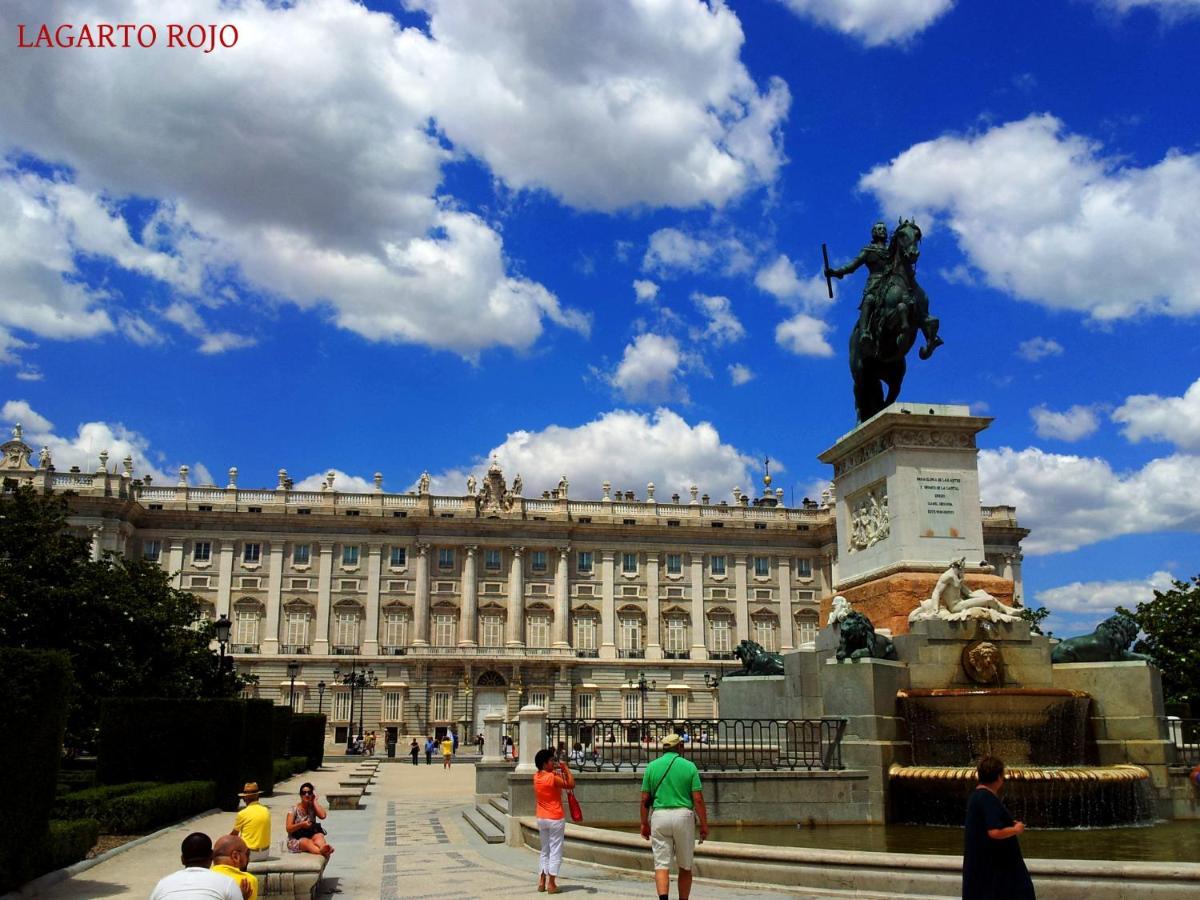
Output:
top-left (824, 219), bottom-right (943, 423)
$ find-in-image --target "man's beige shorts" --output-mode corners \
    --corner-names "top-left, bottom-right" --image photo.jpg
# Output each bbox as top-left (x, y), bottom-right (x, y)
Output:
top-left (650, 807), bottom-right (695, 870)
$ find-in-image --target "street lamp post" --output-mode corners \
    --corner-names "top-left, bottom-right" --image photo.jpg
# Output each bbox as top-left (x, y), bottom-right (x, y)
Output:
top-left (214, 614), bottom-right (233, 690)
top-left (317, 680), bottom-right (327, 716)
top-left (333, 663), bottom-right (378, 754)
top-left (636, 671), bottom-right (656, 744)
top-left (286, 661), bottom-right (301, 710)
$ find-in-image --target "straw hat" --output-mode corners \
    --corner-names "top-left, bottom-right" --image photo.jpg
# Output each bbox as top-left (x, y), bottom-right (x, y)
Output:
top-left (237, 782), bottom-right (262, 799)
top-left (661, 733), bottom-right (683, 749)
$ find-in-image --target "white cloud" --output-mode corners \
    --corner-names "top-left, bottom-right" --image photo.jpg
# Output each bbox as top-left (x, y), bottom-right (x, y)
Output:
top-left (428, 408), bottom-right (757, 499)
top-left (690, 293), bottom-right (745, 345)
top-left (642, 228), bottom-right (753, 278)
top-left (607, 334), bottom-right (686, 404)
top-left (633, 280), bottom-right (660, 304)
top-left (0, 400), bottom-right (53, 433)
top-left (1093, 1), bottom-right (1200, 17)
top-left (777, 0), bottom-right (956, 46)
top-left (775, 314), bottom-right (835, 357)
top-left (1030, 404), bottom-right (1101, 441)
top-left (15, 369), bottom-right (43, 382)
top-left (754, 254), bottom-right (834, 311)
top-left (162, 303), bottom-right (256, 355)
top-left (728, 363), bottom-right (755, 386)
top-left (1112, 378), bottom-right (1200, 450)
top-left (978, 446), bottom-right (1200, 554)
top-left (294, 469), bottom-right (377, 493)
top-left (1017, 336), bottom-right (1064, 362)
top-left (1035, 570), bottom-right (1176, 616)
top-left (859, 114), bottom-right (1200, 320)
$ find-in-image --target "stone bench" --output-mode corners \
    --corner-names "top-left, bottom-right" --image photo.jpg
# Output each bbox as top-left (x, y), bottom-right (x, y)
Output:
top-left (249, 853), bottom-right (327, 900)
top-left (326, 789), bottom-right (363, 810)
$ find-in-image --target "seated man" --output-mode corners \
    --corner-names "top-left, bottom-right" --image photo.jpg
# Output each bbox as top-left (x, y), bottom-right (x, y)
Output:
top-left (231, 782), bottom-right (271, 861)
top-left (150, 832), bottom-right (247, 900)
top-left (212, 834), bottom-right (259, 900)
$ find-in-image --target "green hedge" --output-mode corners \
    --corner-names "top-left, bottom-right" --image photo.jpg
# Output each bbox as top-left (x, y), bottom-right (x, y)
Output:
top-left (271, 705), bottom-right (293, 759)
top-left (0, 648), bottom-right (73, 893)
top-left (56, 770), bottom-right (97, 796)
top-left (34, 819), bottom-right (99, 877)
top-left (288, 713), bottom-right (327, 771)
top-left (272, 758), bottom-right (293, 784)
top-left (289, 755), bottom-right (307, 775)
top-left (103, 781), bottom-right (216, 834)
top-left (56, 782), bottom-right (161, 821)
top-left (98, 699), bottom-right (274, 811)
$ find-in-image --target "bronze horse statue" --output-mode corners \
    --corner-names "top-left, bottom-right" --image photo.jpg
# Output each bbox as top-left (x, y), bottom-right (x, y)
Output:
top-left (848, 219), bottom-right (941, 423)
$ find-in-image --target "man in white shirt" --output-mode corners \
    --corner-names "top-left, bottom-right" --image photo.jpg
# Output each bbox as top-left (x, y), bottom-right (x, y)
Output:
top-left (149, 832), bottom-right (247, 900)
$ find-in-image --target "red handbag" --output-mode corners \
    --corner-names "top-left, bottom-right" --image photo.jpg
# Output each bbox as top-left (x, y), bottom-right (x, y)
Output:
top-left (567, 790), bottom-right (583, 823)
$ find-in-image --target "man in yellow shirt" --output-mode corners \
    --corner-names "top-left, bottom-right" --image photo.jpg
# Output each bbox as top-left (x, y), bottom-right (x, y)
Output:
top-left (211, 834), bottom-right (257, 900)
top-left (441, 734), bottom-right (454, 769)
top-left (232, 782), bottom-right (271, 861)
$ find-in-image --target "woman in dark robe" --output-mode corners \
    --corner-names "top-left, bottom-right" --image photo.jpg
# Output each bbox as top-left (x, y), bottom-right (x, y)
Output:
top-left (962, 756), bottom-right (1035, 899)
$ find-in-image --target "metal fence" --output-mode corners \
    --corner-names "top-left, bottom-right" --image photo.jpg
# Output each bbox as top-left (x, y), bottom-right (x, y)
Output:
top-left (542, 717), bottom-right (846, 772)
top-left (1168, 717), bottom-right (1200, 766)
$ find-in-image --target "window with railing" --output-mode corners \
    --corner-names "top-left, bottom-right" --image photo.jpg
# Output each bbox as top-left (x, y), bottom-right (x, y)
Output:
top-left (573, 616), bottom-right (597, 651)
top-left (383, 692), bottom-right (403, 721)
top-left (664, 617), bottom-right (689, 654)
top-left (624, 692), bottom-right (640, 719)
top-left (234, 606), bottom-right (260, 646)
top-left (796, 611), bottom-right (819, 645)
top-left (433, 691), bottom-right (451, 721)
top-left (193, 541), bottom-right (211, 562)
top-left (284, 607), bottom-right (311, 648)
top-left (433, 613), bottom-right (456, 647)
top-left (342, 545), bottom-right (360, 566)
top-left (710, 555), bottom-right (726, 576)
top-left (333, 691), bottom-right (351, 721)
top-left (389, 546), bottom-right (406, 567)
top-left (293, 543), bottom-right (310, 565)
top-left (708, 617), bottom-right (732, 654)
top-left (481, 614), bottom-right (504, 647)
top-left (333, 608), bottom-right (360, 649)
top-left (619, 615), bottom-right (643, 653)
top-left (383, 609), bottom-right (409, 647)
top-left (666, 553), bottom-right (682, 575)
top-left (484, 548), bottom-right (502, 571)
top-left (753, 617), bottom-right (779, 652)
top-left (527, 614), bottom-right (551, 648)
top-left (576, 693), bottom-right (594, 719)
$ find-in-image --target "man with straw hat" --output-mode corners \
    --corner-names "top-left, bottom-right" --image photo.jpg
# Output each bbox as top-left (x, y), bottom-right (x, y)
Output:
top-left (640, 732), bottom-right (708, 900)
top-left (231, 782), bottom-right (272, 861)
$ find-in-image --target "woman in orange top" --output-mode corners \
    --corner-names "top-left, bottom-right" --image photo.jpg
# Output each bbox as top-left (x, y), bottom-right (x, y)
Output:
top-left (533, 747), bottom-right (575, 893)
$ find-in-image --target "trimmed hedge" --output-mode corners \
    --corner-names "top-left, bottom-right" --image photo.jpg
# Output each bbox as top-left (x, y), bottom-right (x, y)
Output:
top-left (56, 770), bottom-right (97, 795)
top-left (288, 713), bottom-right (327, 771)
top-left (0, 648), bottom-right (73, 893)
top-left (98, 699), bottom-right (275, 811)
top-left (289, 755), bottom-right (307, 774)
top-left (56, 782), bottom-right (161, 821)
top-left (34, 819), bottom-right (99, 877)
top-left (272, 758), bottom-right (293, 784)
top-left (103, 781), bottom-right (216, 834)
top-left (271, 705), bottom-right (293, 759)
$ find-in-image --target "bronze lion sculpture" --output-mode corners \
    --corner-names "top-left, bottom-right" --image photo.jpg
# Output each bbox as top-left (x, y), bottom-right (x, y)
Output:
top-left (836, 610), bottom-right (898, 662)
top-left (729, 639), bottom-right (786, 676)
top-left (1050, 613), bottom-right (1153, 664)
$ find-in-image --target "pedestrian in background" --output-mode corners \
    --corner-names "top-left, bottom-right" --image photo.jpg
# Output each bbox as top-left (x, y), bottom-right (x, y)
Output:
top-left (425, 735), bottom-right (435, 765)
top-left (441, 733), bottom-right (455, 769)
top-left (640, 733), bottom-right (707, 900)
top-left (962, 756), bottom-right (1035, 899)
top-left (409, 738), bottom-right (420, 766)
top-left (533, 747), bottom-right (575, 893)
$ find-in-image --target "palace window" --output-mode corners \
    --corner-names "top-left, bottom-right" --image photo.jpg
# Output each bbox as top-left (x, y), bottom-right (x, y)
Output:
top-left (287, 689), bottom-right (303, 713)
top-left (383, 692), bottom-right (403, 721)
top-left (577, 551), bottom-right (593, 574)
top-left (484, 548), bottom-right (502, 571)
top-left (527, 613), bottom-right (551, 649)
top-left (438, 548), bottom-right (455, 570)
top-left (619, 614), bottom-right (643, 653)
top-left (333, 607), bottom-right (360, 649)
top-left (481, 614), bottom-right (504, 648)
top-left (193, 541), bottom-right (211, 562)
top-left (243, 543), bottom-right (261, 564)
top-left (529, 690), bottom-right (548, 709)
top-left (753, 556), bottom-right (770, 577)
top-left (669, 694), bottom-right (687, 720)
top-left (796, 557), bottom-right (813, 579)
top-left (666, 553), bottom-right (682, 575)
top-left (284, 606), bottom-right (311, 648)
top-left (433, 613), bottom-right (456, 647)
top-left (576, 693), bottom-right (594, 719)
top-left (433, 691), bottom-right (452, 722)
top-left (573, 615), bottom-right (597, 651)
top-left (293, 543), bottom-right (310, 565)
top-left (383, 609), bottom-right (409, 647)
top-left (622, 552), bottom-right (638, 574)
top-left (664, 617), bottom-right (689, 654)
top-left (389, 546), bottom-right (406, 567)
top-left (341, 545), bottom-right (359, 566)
top-left (708, 616), bottom-right (732, 654)
top-left (753, 617), bottom-right (778, 652)
top-left (709, 555), bottom-right (726, 576)
top-left (624, 693), bottom-right (641, 720)
top-left (234, 605), bottom-right (260, 646)
top-left (531, 550), bottom-right (548, 572)
top-left (797, 611), bottom-right (819, 645)
top-left (333, 691), bottom-right (351, 722)
top-left (143, 540), bottom-right (161, 561)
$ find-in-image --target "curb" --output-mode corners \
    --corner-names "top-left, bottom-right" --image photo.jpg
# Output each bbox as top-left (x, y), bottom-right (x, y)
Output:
top-left (5, 807), bottom-right (222, 899)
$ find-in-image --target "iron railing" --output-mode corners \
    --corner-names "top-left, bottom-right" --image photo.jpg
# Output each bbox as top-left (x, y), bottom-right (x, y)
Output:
top-left (543, 717), bottom-right (846, 772)
top-left (1169, 718), bottom-right (1200, 766)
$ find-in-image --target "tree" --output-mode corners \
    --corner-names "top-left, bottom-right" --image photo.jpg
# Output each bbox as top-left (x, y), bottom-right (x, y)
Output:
top-left (0, 486), bottom-right (238, 748)
top-left (1017, 605), bottom-right (1052, 637)
top-left (1118, 574), bottom-right (1200, 709)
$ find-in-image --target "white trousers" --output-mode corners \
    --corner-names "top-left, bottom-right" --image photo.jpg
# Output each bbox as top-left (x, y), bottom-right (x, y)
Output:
top-left (537, 816), bottom-right (566, 876)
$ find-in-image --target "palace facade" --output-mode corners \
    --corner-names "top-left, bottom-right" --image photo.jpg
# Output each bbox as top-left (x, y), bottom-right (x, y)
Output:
top-left (1, 427), bottom-right (1027, 745)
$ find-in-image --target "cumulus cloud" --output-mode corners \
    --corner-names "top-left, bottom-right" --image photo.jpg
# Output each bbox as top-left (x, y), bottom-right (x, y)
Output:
top-left (293, 469), bottom-right (378, 493)
top-left (1112, 377), bottom-right (1200, 450)
top-left (775, 314), bottom-right (835, 357)
top-left (690, 293), bottom-right (745, 345)
top-left (1036, 569), bottom-right (1177, 635)
top-left (754, 254), bottom-right (834, 311)
top-left (0, 399), bottom-right (206, 484)
top-left (1092, 1), bottom-right (1200, 17)
top-left (642, 228), bottom-right (753, 278)
top-left (633, 280), bottom-right (660, 304)
top-left (1030, 404), bottom-right (1101, 441)
top-left (1017, 336), bottom-right (1064, 362)
top-left (860, 114), bottom-right (1200, 320)
top-left (428, 408), bottom-right (758, 499)
top-left (978, 446), bottom-right (1200, 554)
top-left (728, 363), bottom-right (755, 386)
top-left (0, 0), bottom-right (783, 362)
top-left (777, 0), bottom-right (956, 46)
top-left (162, 303), bottom-right (257, 355)
top-left (606, 334), bottom-right (686, 404)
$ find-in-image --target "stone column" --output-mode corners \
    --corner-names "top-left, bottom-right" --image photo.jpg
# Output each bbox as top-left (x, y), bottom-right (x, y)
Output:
top-left (599, 550), bottom-right (617, 659)
top-left (515, 704), bottom-right (546, 774)
top-left (459, 545), bottom-right (479, 646)
top-left (364, 543), bottom-right (382, 656)
top-left (552, 545), bottom-right (570, 648)
top-left (313, 541), bottom-right (333, 654)
top-left (646, 551), bottom-right (662, 660)
top-left (778, 554), bottom-right (795, 651)
top-left (506, 547), bottom-right (525, 647)
top-left (690, 550), bottom-right (707, 660)
top-left (167, 538), bottom-right (185, 589)
top-left (733, 553), bottom-right (750, 644)
top-left (263, 540), bottom-right (284, 655)
top-left (482, 713), bottom-right (505, 764)
top-left (413, 542), bottom-right (430, 646)
top-left (216, 539), bottom-right (236, 621)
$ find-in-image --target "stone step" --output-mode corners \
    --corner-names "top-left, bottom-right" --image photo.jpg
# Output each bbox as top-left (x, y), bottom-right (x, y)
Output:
top-left (488, 794), bottom-right (509, 815)
top-left (475, 801), bottom-right (505, 831)
top-left (462, 807), bottom-right (504, 844)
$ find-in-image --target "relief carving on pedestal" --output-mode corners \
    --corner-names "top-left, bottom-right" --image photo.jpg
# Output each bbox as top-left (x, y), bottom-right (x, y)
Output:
top-left (847, 482), bottom-right (889, 553)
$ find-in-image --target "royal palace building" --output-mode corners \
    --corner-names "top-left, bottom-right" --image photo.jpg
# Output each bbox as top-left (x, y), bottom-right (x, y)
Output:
top-left (2, 426), bottom-right (1027, 745)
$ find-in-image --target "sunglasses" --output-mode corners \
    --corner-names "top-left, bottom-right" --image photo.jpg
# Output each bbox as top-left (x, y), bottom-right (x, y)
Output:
top-left (300, 790), bottom-right (314, 796)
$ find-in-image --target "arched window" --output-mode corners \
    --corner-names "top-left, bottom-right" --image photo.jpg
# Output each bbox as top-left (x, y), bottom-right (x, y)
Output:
top-left (707, 607), bottom-right (734, 657)
top-left (526, 603), bottom-right (552, 649)
top-left (233, 598), bottom-right (264, 650)
top-left (752, 612), bottom-right (779, 652)
top-left (662, 607), bottom-right (690, 658)
top-left (479, 605), bottom-right (505, 648)
top-left (382, 604), bottom-right (410, 652)
top-left (618, 605), bottom-right (645, 658)
top-left (283, 601), bottom-right (313, 652)
top-left (572, 606), bottom-right (599, 656)
top-left (796, 610), bottom-right (819, 645)
top-left (332, 600), bottom-right (362, 652)
top-left (432, 604), bottom-right (457, 647)
top-left (477, 670), bottom-right (506, 687)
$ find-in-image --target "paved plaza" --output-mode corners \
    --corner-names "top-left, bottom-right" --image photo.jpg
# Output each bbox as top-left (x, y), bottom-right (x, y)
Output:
top-left (31, 760), bottom-right (873, 899)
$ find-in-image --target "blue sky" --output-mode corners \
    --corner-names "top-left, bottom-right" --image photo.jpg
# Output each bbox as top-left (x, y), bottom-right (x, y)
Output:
top-left (1, 0), bottom-right (1197, 636)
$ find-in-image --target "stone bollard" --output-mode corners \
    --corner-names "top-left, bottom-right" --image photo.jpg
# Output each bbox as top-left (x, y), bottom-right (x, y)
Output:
top-left (483, 713), bottom-right (504, 764)
top-left (515, 704), bottom-right (546, 774)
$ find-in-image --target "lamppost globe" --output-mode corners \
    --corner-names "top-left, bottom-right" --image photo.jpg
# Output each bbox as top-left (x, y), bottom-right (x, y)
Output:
top-left (214, 614), bottom-right (232, 645)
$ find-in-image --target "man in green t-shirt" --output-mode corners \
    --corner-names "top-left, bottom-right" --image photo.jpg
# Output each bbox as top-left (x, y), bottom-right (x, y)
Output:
top-left (640, 733), bottom-right (708, 900)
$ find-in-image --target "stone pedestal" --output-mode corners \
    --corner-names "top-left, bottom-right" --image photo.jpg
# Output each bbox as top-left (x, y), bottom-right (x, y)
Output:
top-left (894, 618), bottom-right (1052, 688)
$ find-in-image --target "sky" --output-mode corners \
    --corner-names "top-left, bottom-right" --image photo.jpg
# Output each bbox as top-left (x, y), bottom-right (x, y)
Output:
top-left (1, 0), bottom-right (1197, 638)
